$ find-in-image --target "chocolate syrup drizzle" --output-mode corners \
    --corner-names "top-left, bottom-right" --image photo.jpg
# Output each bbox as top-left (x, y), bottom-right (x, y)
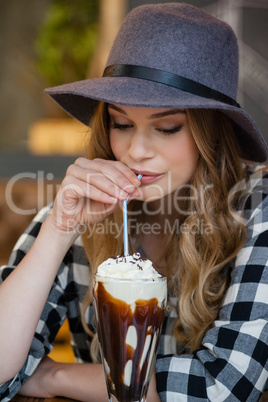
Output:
top-left (94, 281), bottom-right (165, 401)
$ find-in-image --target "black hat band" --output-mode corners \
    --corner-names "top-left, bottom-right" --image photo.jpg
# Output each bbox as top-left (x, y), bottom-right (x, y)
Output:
top-left (103, 64), bottom-right (240, 108)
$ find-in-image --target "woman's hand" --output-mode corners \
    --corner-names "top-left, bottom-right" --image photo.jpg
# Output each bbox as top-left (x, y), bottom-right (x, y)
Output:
top-left (51, 157), bottom-right (141, 233)
top-left (19, 357), bottom-right (110, 401)
top-left (18, 356), bottom-right (57, 398)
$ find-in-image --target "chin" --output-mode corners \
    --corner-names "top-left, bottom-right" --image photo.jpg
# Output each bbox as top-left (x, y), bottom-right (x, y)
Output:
top-left (137, 186), bottom-right (167, 203)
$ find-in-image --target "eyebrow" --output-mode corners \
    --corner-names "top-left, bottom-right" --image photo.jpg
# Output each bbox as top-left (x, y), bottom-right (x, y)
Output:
top-left (107, 104), bottom-right (186, 119)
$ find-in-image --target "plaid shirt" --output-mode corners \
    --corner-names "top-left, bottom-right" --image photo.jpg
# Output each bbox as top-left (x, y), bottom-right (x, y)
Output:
top-left (1, 167), bottom-right (267, 401)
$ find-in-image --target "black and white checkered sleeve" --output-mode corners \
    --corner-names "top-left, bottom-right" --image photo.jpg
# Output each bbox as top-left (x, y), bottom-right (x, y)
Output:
top-left (0, 205), bottom-right (70, 401)
top-left (156, 188), bottom-right (268, 400)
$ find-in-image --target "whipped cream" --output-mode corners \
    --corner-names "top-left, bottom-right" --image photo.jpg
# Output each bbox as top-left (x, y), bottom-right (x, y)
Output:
top-left (94, 252), bottom-right (167, 397)
top-left (97, 253), bottom-right (161, 280)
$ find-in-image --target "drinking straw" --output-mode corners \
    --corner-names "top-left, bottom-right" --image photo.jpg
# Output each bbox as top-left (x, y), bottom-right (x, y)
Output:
top-left (123, 174), bottom-right (143, 256)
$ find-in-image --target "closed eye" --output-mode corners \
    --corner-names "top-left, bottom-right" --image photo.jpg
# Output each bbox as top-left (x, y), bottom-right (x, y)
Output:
top-left (157, 126), bottom-right (182, 135)
top-left (111, 123), bottom-right (133, 130)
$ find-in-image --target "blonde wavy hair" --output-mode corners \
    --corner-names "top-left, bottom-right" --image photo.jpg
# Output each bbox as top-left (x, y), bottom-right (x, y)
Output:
top-left (81, 103), bottom-right (250, 359)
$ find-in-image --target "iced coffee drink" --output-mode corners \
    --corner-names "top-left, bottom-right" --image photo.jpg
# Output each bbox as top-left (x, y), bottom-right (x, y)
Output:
top-left (93, 253), bottom-right (167, 402)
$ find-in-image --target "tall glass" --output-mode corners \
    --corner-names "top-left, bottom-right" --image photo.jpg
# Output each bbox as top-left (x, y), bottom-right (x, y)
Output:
top-left (93, 274), bottom-right (167, 402)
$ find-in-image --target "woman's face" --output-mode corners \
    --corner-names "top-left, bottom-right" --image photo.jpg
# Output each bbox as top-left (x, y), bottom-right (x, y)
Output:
top-left (109, 105), bottom-right (199, 202)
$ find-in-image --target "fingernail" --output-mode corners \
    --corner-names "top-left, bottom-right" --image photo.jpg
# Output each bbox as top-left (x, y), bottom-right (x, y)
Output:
top-left (118, 190), bottom-right (129, 199)
top-left (128, 189), bottom-right (141, 201)
top-left (123, 184), bottom-right (136, 193)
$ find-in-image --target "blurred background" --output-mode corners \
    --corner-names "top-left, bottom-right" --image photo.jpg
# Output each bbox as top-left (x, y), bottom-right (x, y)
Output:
top-left (0, 0), bottom-right (267, 363)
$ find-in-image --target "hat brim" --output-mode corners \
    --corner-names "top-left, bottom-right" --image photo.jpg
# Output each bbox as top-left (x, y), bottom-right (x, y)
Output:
top-left (45, 76), bottom-right (268, 163)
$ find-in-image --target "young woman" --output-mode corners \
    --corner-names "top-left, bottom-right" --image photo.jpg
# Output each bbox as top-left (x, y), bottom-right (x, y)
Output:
top-left (0, 3), bottom-right (267, 401)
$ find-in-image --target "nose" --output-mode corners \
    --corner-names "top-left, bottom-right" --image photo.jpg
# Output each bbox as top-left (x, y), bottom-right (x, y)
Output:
top-left (127, 130), bottom-right (155, 161)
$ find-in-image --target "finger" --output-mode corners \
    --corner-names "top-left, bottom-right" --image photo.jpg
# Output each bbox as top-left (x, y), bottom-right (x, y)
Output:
top-left (93, 160), bottom-right (141, 194)
top-left (74, 158), bottom-right (142, 190)
top-left (58, 177), bottom-right (118, 218)
top-left (83, 197), bottom-right (119, 222)
top-left (65, 165), bottom-right (130, 200)
top-left (67, 161), bottom-right (136, 199)
top-left (127, 188), bottom-right (142, 201)
top-left (99, 159), bottom-right (142, 187)
top-left (85, 173), bottom-right (131, 200)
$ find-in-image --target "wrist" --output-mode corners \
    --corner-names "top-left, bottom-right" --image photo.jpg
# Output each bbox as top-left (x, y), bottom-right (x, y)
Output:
top-left (40, 359), bottom-right (63, 398)
top-left (25, 214), bottom-right (79, 278)
top-left (49, 362), bottom-right (108, 401)
top-left (48, 361), bottom-right (66, 397)
top-left (41, 213), bottom-right (79, 249)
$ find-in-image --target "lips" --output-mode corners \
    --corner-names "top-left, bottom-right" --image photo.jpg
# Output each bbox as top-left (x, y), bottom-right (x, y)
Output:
top-left (131, 169), bottom-right (164, 184)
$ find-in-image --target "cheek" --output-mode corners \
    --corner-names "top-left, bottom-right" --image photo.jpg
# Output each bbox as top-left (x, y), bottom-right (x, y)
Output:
top-left (109, 132), bottom-right (125, 160)
top-left (169, 135), bottom-right (199, 174)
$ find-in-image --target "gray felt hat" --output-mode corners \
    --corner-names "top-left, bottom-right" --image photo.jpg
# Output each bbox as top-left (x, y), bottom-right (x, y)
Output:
top-left (45, 2), bottom-right (268, 163)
